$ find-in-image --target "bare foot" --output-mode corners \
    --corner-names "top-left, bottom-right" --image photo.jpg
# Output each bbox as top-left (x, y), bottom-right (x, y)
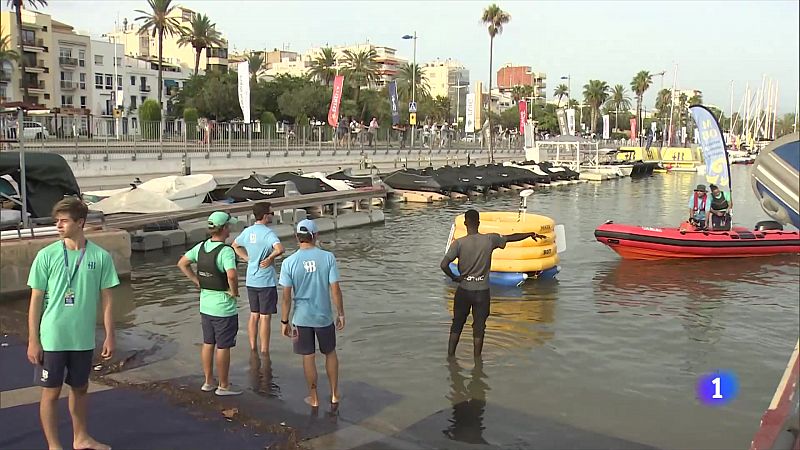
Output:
top-left (331, 393), bottom-right (341, 405)
top-left (304, 396), bottom-right (319, 407)
top-left (73, 436), bottom-right (111, 450)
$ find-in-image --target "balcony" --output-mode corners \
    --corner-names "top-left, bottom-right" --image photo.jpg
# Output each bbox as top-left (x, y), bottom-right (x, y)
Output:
top-left (60, 80), bottom-right (76, 90)
top-left (22, 38), bottom-right (46, 52)
top-left (0, 72), bottom-right (10, 83)
top-left (23, 59), bottom-right (48, 73)
top-left (59, 56), bottom-right (78, 68)
top-left (139, 85), bottom-right (151, 93)
top-left (19, 79), bottom-right (45, 92)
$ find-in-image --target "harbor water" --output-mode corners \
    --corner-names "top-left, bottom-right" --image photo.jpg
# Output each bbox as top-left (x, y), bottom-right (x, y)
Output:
top-left (2, 165), bottom-right (798, 449)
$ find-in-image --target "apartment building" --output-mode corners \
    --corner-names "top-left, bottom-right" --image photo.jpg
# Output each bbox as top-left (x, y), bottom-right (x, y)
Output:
top-left (421, 59), bottom-right (470, 121)
top-left (52, 20), bottom-right (92, 115)
top-left (90, 39), bottom-right (125, 117)
top-left (496, 64), bottom-right (547, 103)
top-left (0, 9), bottom-right (55, 107)
top-left (123, 56), bottom-right (189, 118)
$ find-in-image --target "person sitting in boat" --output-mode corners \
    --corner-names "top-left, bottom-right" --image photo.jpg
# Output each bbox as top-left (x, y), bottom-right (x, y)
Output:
top-left (706, 184), bottom-right (733, 231)
top-left (687, 184), bottom-right (710, 229)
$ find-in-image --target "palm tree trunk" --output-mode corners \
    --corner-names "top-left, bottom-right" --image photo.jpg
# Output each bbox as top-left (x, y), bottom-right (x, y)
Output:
top-left (157, 27), bottom-right (164, 106)
top-left (15, 1), bottom-right (29, 102)
top-left (194, 47), bottom-right (201, 76)
top-left (487, 36), bottom-right (494, 163)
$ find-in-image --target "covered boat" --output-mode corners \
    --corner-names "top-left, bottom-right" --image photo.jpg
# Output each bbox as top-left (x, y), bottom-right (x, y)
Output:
top-left (268, 172), bottom-right (337, 194)
top-left (594, 221), bottom-right (800, 260)
top-left (225, 174), bottom-right (300, 202)
top-left (0, 152), bottom-right (81, 218)
top-left (136, 174), bottom-right (216, 209)
top-left (382, 169), bottom-right (444, 193)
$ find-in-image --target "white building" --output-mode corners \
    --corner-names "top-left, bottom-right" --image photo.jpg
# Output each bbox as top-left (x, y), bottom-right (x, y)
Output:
top-left (90, 39), bottom-right (125, 117)
top-left (123, 56), bottom-right (189, 123)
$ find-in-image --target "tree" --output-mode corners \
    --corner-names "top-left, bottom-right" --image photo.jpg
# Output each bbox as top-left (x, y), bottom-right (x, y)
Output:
top-left (678, 92), bottom-right (688, 130)
top-left (246, 52), bottom-right (265, 84)
top-left (775, 113), bottom-right (797, 137)
top-left (0, 31), bottom-right (19, 66)
top-left (341, 48), bottom-right (379, 104)
top-left (605, 84), bottom-right (632, 130)
top-left (510, 85), bottom-right (526, 102)
top-left (630, 70), bottom-right (653, 135)
top-left (308, 47), bottom-right (337, 86)
top-left (688, 92), bottom-right (702, 106)
top-left (277, 84), bottom-right (330, 124)
top-left (655, 88), bottom-right (671, 120)
top-left (7, 0), bottom-right (47, 101)
top-left (136, 0), bottom-right (186, 107)
top-left (554, 84), bottom-right (568, 107)
top-left (481, 3), bottom-right (511, 162)
top-left (176, 13), bottom-right (223, 76)
top-left (430, 95), bottom-right (451, 122)
top-left (582, 80), bottom-right (610, 133)
top-left (395, 62), bottom-right (429, 102)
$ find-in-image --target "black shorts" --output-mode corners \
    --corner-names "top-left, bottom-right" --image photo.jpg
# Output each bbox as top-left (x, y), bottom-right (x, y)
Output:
top-left (201, 313), bottom-right (238, 349)
top-left (247, 286), bottom-right (278, 315)
top-left (451, 288), bottom-right (491, 338)
top-left (34, 350), bottom-right (93, 388)
top-left (292, 323), bottom-right (336, 355)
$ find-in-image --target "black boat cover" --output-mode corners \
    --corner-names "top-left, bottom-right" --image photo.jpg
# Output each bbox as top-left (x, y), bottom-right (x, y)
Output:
top-left (0, 152), bottom-right (80, 218)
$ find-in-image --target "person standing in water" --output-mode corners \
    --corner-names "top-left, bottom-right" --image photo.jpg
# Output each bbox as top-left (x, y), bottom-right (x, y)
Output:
top-left (440, 209), bottom-right (543, 358)
top-left (177, 211), bottom-right (242, 396)
top-left (232, 202), bottom-right (284, 355)
top-left (280, 219), bottom-right (345, 408)
top-left (27, 197), bottom-right (118, 450)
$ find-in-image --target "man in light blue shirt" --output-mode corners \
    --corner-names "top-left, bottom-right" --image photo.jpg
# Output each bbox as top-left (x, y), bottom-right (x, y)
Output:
top-left (687, 184), bottom-right (711, 229)
top-left (233, 202), bottom-right (284, 355)
top-left (280, 219), bottom-right (345, 408)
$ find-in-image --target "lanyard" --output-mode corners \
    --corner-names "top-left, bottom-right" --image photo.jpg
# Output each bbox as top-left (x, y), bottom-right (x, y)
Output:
top-left (63, 240), bottom-right (88, 291)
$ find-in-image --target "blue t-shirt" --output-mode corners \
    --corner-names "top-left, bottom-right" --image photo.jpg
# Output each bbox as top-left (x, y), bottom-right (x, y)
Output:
top-left (234, 224), bottom-right (281, 288)
top-left (688, 193), bottom-right (711, 220)
top-left (278, 247), bottom-right (340, 328)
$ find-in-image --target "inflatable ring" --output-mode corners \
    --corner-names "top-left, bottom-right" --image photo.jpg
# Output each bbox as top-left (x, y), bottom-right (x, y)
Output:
top-left (454, 212), bottom-right (554, 235)
top-left (454, 255), bottom-right (559, 272)
top-left (492, 244), bottom-right (556, 260)
top-left (451, 230), bottom-right (555, 247)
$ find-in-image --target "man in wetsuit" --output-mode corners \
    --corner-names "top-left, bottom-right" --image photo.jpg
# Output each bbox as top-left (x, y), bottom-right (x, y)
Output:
top-left (440, 209), bottom-right (544, 358)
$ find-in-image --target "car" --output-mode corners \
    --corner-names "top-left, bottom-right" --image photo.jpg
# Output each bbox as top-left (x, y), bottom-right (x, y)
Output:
top-left (22, 121), bottom-right (49, 140)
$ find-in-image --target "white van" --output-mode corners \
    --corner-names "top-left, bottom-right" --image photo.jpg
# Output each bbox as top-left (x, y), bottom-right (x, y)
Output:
top-left (22, 121), bottom-right (49, 140)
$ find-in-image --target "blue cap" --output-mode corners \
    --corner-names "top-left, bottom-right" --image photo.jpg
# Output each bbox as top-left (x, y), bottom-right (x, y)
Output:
top-left (296, 219), bottom-right (318, 236)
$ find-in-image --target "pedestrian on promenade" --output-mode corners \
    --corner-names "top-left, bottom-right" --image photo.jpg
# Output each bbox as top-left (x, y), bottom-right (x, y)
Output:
top-left (27, 197), bottom-right (119, 450)
top-left (177, 211), bottom-right (242, 396)
top-left (368, 117), bottom-right (379, 147)
top-left (440, 209), bottom-right (544, 358)
top-left (279, 219), bottom-right (345, 408)
top-left (232, 202), bottom-right (285, 355)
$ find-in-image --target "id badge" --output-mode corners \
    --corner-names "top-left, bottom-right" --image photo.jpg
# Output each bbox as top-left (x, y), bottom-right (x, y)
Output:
top-left (64, 291), bottom-right (75, 307)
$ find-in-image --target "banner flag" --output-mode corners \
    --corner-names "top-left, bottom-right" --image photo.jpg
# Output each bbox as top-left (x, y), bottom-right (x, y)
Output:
top-left (237, 61), bottom-right (251, 123)
top-left (690, 105), bottom-right (731, 191)
top-left (556, 109), bottom-right (568, 135)
top-left (566, 108), bottom-right (576, 135)
top-left (327, 75), bottom-right (345, 127)
top-left (518, 100), bottom-right (527, 134)
top-left (602, 114), bottom-right (610, 139)
top-left (630, 118), bottom-right (637, 140)
top-left (465, 93), bottom-right (476, 133)
top-left (388, 81), bottom-right (400, 125)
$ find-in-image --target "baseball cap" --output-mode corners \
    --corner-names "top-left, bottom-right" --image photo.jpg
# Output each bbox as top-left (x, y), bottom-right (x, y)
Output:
top-left (296, 219), bottom-right (318, 236)
top-left (207, 211), bottom-right (238, 229)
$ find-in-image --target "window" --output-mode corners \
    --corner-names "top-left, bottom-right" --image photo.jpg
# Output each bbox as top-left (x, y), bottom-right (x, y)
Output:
top-left (80, 96), bottom-right (86, 108)
top-left (44, 93), bottom-right (50, 99)
top-left (79, 73), bottom-right (86, 89)
top-left (130, 96), bottom-right (137, 109)
top-left (94, 73), bottom-right (103, 88)
top-left (78, 50), bottom-right (85, 67)
top-left (21, 30), bottom-right (35, 45)
top-left (117, 75), bottom-right (122, 87)
top-left (140, 96), bottom-right (146, 104)
top-left (105, 74), bottom-right (112, 89)
top-left (181, 9), bottom-right (193, 21)
top-left (116, 57), bottom-right (121, 67)
top-left (130, 76), bottom-right (136, 86)
top-left (59, 47), bottom-right (72, 58)
top-left (0, 84), bottom-right (6, 99)
top-left (61, 95), bottom-right (73, 106)
top-left (94, 55), bottom-right (103, 65)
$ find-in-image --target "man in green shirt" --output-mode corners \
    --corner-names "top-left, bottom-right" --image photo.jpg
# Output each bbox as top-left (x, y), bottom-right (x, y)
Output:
top-left (177, 211), bottom-right (242, 396)
top-left (27, 197), bottom-right (119, 450)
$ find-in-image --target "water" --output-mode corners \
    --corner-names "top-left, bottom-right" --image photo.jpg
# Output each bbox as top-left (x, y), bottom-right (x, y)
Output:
top-left (4, 165), bottom-right (798, 449)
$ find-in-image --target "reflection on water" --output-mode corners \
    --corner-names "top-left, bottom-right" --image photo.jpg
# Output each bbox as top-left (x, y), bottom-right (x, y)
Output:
top-left (444, 358), bottom-right (489, 445)
top-left (248, 351), bottom-right (280, 398)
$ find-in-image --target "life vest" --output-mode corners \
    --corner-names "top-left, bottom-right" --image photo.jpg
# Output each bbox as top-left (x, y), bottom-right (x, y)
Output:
top-left (710, 192), bottom-right (729, 211)
top-left (196, 240), bottom-right (230, 291)
top-left (692, 192), bottom-right (707, 215)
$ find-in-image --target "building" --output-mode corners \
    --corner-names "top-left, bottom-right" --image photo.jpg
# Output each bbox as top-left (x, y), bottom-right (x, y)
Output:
top-left (496, 64), bottom-right (547, 102)
top-left (264, 53), bottom-right (310, 79)
top-left (0, 9), bottom-right (56, 107)
top-left (90, 39), bottom-right (125, 117)
top-left (123, 55), bottom-right (189, 119)
top-left (421, 59), bottom-right (470, 122)
top-left (672, 88), bottom-right (702, 103)
top-left (52, 20), bottom-right (92, 115)
top-left (107, 5), bottom-right (228, 75)
top-left (264, 49), bottom-right (298, 69)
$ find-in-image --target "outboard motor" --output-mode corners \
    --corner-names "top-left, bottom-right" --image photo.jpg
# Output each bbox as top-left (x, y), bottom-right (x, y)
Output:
top-left (754, 220), bottom-right (784, 231)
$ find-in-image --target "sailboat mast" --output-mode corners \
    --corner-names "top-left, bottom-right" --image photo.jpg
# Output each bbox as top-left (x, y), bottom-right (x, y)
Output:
top-left (771, 82), bottom-right (778, 140)
top-left (795, 89), bottom-right (799, 134)
top-left (667, 64), bottom-right (678, 146)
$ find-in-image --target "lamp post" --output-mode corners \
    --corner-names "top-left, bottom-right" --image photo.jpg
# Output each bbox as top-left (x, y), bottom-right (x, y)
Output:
top-left (560, 74), bottom-right (570, 107)
top-left (402, 32), bottom-right (417, 148)
top-left (652, 70), bottom-right (665, 145)
top-left (102, 33), bottom-right (120, 139)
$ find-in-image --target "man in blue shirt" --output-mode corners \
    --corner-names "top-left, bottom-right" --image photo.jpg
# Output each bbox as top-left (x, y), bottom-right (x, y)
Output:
top-left (687, 184), bottom-right (711, 229)
top-left (233, 202), bottom-right (284, 355)
top-left (279, 219), bottom-right (345, 408)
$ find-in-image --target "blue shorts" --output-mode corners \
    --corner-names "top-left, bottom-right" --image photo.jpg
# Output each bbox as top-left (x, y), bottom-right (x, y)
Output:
top-left (34, 350), bottom-right (93, 388)
top-left (201, 313), bottom-right (238, 349)
top-left (247, 286), bottom-right (278, 315)
top-left (292, 323), bottom-right (336, 355)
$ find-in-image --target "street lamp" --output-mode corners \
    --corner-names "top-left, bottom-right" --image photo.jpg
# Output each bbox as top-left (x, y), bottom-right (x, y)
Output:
top-left (560, 74), bottom-right (570, 107)
top-left (102, 32), bottom-right (120, 139)
top-left (402, 32), bottom-right (417, 148)
top-left (652, 70), bottom-right (666, 145)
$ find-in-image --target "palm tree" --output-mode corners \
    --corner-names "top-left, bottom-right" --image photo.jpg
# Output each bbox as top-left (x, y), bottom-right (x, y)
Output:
top-left (481, 3), bottom-right (511, 162)
top-left (0, 32), bottom-right (19, 66)
top-left (654, 88), bottom-right (671, 120)
top-left (630, 70), bottom-right (653, 137)
top-left (678, 92), bottom-right (688, 130)
top-left (308, 47), bottom-right (337, 86)
top-left (246, 52), bottom-right (265, 84)
top-left (688, 92), bottom-right (702, 106)
top-left (582, 80), bottom-right (610, 133)
top-left (605, 84), bottom-right (631, 130)
top-left (176, 13), bottom-right (223, 76)
top-left (136, 0), bottom-right (186, 106)
top-left (395, 62), bottom-right (429, 102)
top-left (341, 48), bottom-right (379, 104)
top-left (6, 0), bottom-right (47, 101)
top-left (554, 84), bottom-right (569, 107)
top-left (432, 95), bottom-right (451, 122)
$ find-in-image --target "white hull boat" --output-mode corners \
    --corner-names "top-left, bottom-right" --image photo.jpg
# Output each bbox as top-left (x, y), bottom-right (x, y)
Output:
top-left (138, 174), bottom-right (216, 209)
top-left (92, 188), bottom-right (183, 215)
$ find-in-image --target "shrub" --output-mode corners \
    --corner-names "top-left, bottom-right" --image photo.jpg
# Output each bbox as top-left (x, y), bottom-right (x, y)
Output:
top-left (139, 99), bottom-right (162, 139)
top-left (183, 107), bottom-right (198, 140)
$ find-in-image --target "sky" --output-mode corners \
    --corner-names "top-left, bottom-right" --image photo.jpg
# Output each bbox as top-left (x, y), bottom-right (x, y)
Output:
top-left (40, 0), bottom-right (800, 114)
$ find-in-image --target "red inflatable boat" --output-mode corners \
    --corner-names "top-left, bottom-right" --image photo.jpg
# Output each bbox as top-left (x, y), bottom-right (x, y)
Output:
top-left (595, 221), bottom-right (800, 260)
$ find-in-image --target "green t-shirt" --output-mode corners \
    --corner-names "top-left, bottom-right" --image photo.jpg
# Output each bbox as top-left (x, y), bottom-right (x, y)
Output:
top-left (27, 240), bottom-right (120, 351)
top-left (184, 240), bottom-right (238, 317)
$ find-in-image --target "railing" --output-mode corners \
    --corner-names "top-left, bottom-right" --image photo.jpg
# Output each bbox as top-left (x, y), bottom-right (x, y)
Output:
top-left (139, 85), bottom-right (151, 92)
top-left (60, 80), bottom-right (76, 90)
top-left (59, 56), bottom-right (78, 67)
top-left (22, 38), bottom-right (45, 48)
top-left (18, 79), bottom-right (45, 90)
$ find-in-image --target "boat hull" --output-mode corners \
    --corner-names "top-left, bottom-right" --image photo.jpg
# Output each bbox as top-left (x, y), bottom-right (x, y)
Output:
top-left (595, 223), bottom-right (800, 260)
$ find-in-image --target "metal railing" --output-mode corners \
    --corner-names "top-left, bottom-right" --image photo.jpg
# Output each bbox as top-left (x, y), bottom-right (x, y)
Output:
top-left (59, 56), bottom-right (78, 67)
top-left (60, 80), bottom-right (76, 90)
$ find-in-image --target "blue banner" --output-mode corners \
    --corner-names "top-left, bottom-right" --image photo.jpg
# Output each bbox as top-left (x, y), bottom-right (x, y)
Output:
top-left (690, 105), bottom-right (730, 191)
top-left (388, 81), bottom-right (400, 125)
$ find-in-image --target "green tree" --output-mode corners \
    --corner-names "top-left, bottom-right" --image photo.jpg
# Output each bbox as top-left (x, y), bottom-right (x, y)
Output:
top-left (605, 84), bottom-right (631, 129)
top-left (176, 13), bottom-right (223, 76)
top-left (341, 48), bottom-right (379, 104)
top-left (0, 30), bottom-right (19, 66)
top-left (183, 107), bottom-right (198, 139)
top-left (136, 0), bottom-right (186, 106)
top-left (553, 84), bottom-right (568, 107)
top-left (582, 80), bottom-right (610, 133)
top-left (775, 113), bottom-right (797, 137)
top-left (630, 70), bottom-right (653, 133)
top-left (277, 84), bottom-right (329, 123)
top-left (308, 47), bottom-right (337, 86)
top-left (655, 88), bottom-right (671, 120)
top-left (6, 0), bottom-right (47, 100)
top-left (431, 95), bottom-right (451, 122)
top-left (481, 3), bottom-right (511, 162)
top-left (688, 92), bottom-right (702, 106)
top-left (395, 62), bottom-right (429, 102)
top-left (139, 99), bottom-right (161, 138)
top-left (246, 52), bottom-right (265, 84)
